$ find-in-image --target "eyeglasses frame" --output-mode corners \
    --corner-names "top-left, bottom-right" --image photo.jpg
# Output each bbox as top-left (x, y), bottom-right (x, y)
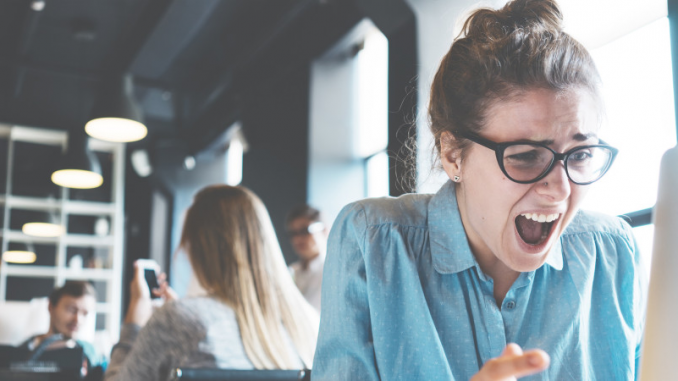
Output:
top-left (456, 131), bottom-right (619, 185)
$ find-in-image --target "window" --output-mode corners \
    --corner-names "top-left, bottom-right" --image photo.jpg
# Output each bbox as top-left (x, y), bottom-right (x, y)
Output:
top-left (580, 17), bottom-right (677, 275)
top-left (356, 26), bottom-right (389, 198)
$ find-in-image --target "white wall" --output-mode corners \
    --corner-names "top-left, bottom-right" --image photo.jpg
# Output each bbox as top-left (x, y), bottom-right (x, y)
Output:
top-left (308, 20), bottom-right (380, 227)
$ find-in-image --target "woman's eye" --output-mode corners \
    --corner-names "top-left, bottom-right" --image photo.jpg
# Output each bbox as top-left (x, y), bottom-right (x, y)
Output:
top-left (506, 151), bottom-right (541, 163)
top-left (570, 151), bottom-right (593, 162)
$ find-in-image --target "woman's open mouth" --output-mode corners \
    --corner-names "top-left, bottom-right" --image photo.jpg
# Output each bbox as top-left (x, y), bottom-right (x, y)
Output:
top-left (515, 213), bottom-right (560, 246)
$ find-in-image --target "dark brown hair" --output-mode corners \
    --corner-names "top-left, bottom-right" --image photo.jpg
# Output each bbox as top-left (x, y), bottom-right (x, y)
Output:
top-left (49, 281), bottom-right (96, 306)
top-left (429, 0), bottom-right (601, 160)
top-left (285, 204), bottom-right (321, 226)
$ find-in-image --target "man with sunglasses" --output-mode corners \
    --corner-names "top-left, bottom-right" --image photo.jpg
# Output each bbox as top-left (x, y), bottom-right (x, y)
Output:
top-left (286, 205), bottom-right (327, 312)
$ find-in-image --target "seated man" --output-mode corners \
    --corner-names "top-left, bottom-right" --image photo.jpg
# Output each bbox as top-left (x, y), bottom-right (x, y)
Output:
top-left (286, 205), bottom-right (327, 312)
top-left (18, 281), bottom-right (104, 372)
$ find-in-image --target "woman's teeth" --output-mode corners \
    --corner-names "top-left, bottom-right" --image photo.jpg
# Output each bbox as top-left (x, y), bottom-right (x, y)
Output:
top-left (521, 213), bottom-right (560, 223)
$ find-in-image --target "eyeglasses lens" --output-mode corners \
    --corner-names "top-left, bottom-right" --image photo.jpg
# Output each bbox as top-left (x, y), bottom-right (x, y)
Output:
top-left (502, 145), bottom-right (614, 184)
top-left (503, 145), bottom-right (554, 182)
top-left (565, 146), bottom-right (614, 184)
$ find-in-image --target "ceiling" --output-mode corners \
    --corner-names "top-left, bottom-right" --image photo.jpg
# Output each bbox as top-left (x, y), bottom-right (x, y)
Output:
top-left (0, 0), bottom-right (364, 163)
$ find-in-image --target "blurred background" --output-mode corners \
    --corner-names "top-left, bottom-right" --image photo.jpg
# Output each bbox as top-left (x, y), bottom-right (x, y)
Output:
top-left (0, 0), bottom-right (675, 360)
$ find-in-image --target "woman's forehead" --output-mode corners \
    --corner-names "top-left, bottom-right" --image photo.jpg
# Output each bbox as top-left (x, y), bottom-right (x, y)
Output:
top-left (483, 88), bottom-right (600, 141)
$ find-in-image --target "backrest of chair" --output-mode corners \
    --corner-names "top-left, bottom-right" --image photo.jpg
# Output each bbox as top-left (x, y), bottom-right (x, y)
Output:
top-left (172, 368), bottom-right (311, 381)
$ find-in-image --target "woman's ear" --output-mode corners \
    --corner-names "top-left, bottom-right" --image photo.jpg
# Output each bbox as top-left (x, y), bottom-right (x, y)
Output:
top-left (440, 131), bottom-right (463, 182)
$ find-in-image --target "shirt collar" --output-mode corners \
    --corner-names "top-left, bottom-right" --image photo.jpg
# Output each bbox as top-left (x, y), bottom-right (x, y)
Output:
top-left (428, 181), bottom-right (476, 274)
top-left (427, 180), bottom-right (564, 274)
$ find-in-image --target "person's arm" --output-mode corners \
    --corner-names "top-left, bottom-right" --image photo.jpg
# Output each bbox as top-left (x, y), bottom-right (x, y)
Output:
top-left (104, 261), bottom-right (190, 381)
top-left (104, 303), bottom-right (205, 381)
top-left (312, 203), bottom-right (380, 380)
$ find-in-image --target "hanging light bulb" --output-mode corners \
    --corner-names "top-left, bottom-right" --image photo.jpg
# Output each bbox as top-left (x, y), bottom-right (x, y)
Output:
top-left (22, 211), bottom-right (65, 237)
top-left (51, 132), bottom-right (103, 189)
top-left (85, 74), bottom-right (147, 143)
top-left (3, 242), bottom-right (37, 264)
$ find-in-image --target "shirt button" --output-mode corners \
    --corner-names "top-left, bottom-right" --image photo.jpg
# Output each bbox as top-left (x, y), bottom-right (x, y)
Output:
top-left (506, 301), bottom-right (516, 309)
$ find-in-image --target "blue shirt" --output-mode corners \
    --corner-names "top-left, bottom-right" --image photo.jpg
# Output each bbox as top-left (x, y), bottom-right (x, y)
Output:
top-left (313, 181), bottom-right (646, 380)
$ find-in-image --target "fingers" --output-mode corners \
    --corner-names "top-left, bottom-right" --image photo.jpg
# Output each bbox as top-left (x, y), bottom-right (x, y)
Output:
top-left (472, 344), bottom-right (550, 381)
top-left (157, 273), bottom-right (168, 284)
top-left (152, 274), bottom-right (179, 302)
top-left (501, 343), bottom-right (523, 357)
top-left (130, 261), bottom-right (151, 299)
top-left (483, 348), bottom-right (550, 380)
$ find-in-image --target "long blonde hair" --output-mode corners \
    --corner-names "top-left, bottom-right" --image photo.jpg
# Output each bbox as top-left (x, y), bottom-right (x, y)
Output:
top-left (180, 185), bottom-right (318, 369)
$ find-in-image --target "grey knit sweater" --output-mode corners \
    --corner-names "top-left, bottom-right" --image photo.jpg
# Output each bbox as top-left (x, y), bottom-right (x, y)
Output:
top-left (104, 296), bottom-right (303, 381)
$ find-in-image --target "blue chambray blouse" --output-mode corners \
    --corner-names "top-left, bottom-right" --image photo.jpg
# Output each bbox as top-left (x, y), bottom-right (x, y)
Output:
top-left (312, 181), bottom-right (646, 380)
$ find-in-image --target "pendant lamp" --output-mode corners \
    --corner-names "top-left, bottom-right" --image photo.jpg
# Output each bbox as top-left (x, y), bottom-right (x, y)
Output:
top-left (85, 74), bottom-right (147, 143)
top-left (51, 132), bottom-right (103, 189)
top-left (3, 242), bottom-right (37, 264)
top-left (22, 211), bottom-right (65, 237)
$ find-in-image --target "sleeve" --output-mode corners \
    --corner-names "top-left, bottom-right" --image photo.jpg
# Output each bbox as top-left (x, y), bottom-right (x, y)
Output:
top-left (312, 202), bottom-right (380, 381)
top-left (104, 302), bottom-right (205, 381)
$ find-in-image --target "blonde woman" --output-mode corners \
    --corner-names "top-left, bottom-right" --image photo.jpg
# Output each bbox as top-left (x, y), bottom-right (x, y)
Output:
top-left (105, 185), bottom-right (318, 381)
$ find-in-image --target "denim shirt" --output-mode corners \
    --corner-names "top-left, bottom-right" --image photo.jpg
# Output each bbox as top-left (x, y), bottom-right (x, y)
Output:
top-left (312, 181), bottom-right (646, 380)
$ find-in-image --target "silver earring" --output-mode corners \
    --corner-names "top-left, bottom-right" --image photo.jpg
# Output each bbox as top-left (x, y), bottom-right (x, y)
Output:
top-left (453, 175), bottom-right (461, 182)
top-left (543, 181), bottom-right (548, 186)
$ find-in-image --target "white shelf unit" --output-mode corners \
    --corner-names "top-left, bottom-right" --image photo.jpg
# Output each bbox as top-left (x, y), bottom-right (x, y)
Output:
top-left (0, 124), bottom-right (125, 342)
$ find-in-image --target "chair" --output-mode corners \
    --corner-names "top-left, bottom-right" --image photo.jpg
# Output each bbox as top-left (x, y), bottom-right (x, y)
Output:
top-left (171, 368), bottom-right (311, 381)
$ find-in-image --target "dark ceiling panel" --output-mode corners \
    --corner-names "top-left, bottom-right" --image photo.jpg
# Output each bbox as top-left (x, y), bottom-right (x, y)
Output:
top-left (23, 0), bottom-right (150, 73)
top-left (0, 1), bottom-right (32, 55)
top-left (132, 0), bottom-right (302, 89)
top-left (3, 68), bottom-right (98, 130)
top-left (129, 0), bottom-right (224, 81)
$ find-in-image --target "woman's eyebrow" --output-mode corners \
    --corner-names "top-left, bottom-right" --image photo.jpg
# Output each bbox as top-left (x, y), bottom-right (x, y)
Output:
top-left (573, 132), bottom-right (597, 141)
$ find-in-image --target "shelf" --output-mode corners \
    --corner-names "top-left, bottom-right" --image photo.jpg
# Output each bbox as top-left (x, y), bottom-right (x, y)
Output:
top-left (3, 265), bottom-right (57, 277)
top-left (0, 124), bottom-right (125, 343)
top-left (63, 234), bottom-right (115, 247)
top-left (62, 268), bottom-right (114, 281)
top-left (64, 201), bottom-right (116, 216)
top-left (2, 195), bottom-right (115, 215)
top-left (3, 266), bottom-right (114, 281)
top-left (2, 231), bottom-right (114, 246)
top-left (3, 195), bottom-right (61, 211)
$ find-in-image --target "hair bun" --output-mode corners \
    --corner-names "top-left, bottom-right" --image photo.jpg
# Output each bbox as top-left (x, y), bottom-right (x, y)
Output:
top-left (462, 0), bottom-right (564, 41)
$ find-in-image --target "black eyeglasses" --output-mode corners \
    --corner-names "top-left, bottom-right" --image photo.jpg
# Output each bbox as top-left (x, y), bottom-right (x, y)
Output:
top-left (458, 131), bottom-right (619, 185)
top-left (287, 221), bottom-right (325, 238)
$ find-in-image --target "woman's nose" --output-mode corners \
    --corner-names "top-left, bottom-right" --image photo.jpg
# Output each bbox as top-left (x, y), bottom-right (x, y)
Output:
top-left (536, 162), bottom-right (571, 201)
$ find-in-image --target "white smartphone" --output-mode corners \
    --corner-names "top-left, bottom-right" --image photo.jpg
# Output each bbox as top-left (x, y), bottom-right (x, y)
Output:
top-left (135, 259), bottom-right (161, 299)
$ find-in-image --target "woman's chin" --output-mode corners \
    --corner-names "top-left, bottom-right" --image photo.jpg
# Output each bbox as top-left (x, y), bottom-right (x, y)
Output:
top-left (507, 227), bottom-right (559, 272)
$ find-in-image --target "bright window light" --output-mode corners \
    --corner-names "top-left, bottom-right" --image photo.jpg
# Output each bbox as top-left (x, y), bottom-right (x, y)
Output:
top-left (226, 138), bottom-right (243, 186)
top-left (355, 28), bottom-right (389, 158)
top-left (582, 18), bottom-right (677, 216)
top-left (366, 151), bottom-right (389, 198)
top-left (633, 224), bottom-right (655, 279)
